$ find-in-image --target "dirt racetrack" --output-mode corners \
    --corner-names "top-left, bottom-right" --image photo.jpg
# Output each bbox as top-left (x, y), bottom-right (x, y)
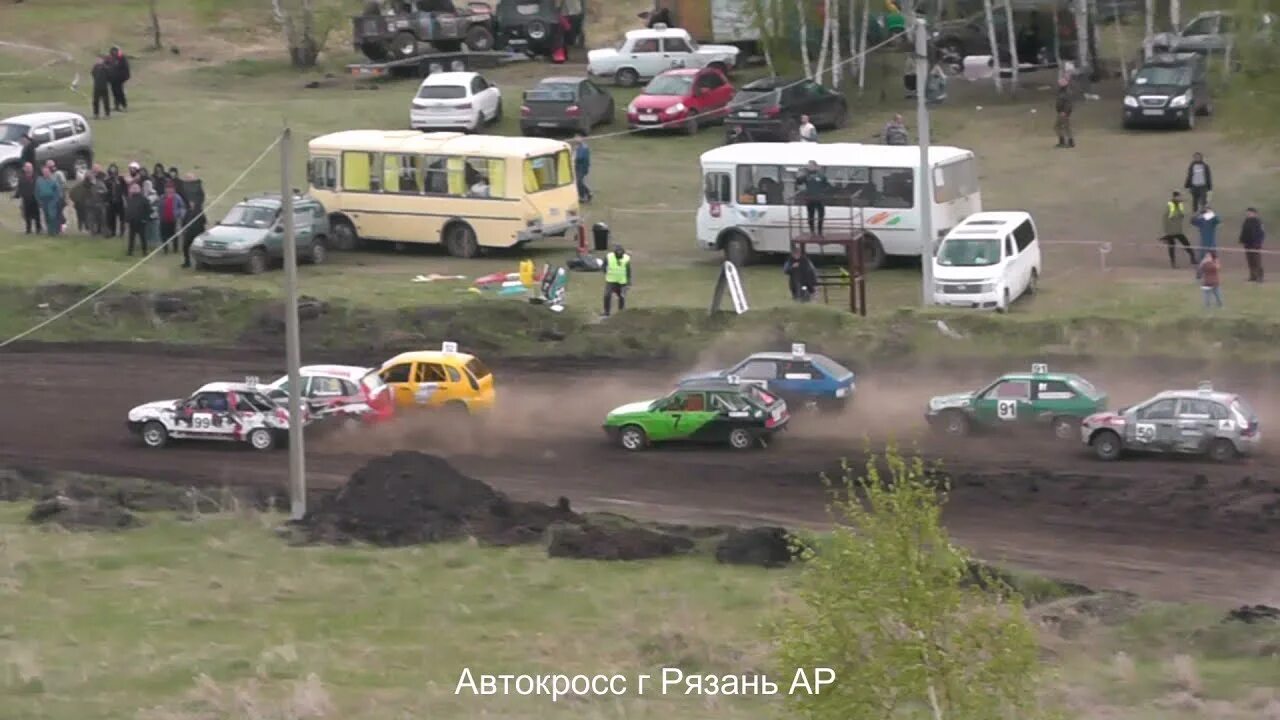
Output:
top-left (1, 346), bottom-right (1278, 606)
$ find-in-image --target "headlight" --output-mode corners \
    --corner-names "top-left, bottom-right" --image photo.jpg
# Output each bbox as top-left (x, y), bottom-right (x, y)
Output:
top-left (835, 387), bottom-right (848, 398)
top-left (1123, 95), bottom-right (1139, 108)
top-left (666, 102), bottom-right (685, 115)
top-left (626, 102), bottom-right (636, 114)
top-left (1170, 92), bottom-right (1191, 108)
top-left (977, 282), bottom-right (996, 293)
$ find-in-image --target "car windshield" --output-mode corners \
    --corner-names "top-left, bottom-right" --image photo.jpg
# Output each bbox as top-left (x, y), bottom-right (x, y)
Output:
top-left (937, 237), bottom-right (1001, 266)
top-left (417, 85), bottom-right (467, 99)
top-left (465, 357), bottom-right (491, 379)
top-left (644, 75), bottom-right (693, 95)
top-left (0, 122), bottom-right (30, 144)
top-left (221, 204), bottom-right (277, 228)
top-left (527, 83), bottom-right (577, 101)
top-left (1133, 65), bottom-right (1192, 86)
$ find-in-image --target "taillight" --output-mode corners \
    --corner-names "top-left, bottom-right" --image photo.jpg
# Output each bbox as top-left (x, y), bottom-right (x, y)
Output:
top-left (520, 105), bottom-right (531, 117)
top-left (565, 105), bottom-right (582, 117)
top-left (765, 105), bottom-right (781, 117)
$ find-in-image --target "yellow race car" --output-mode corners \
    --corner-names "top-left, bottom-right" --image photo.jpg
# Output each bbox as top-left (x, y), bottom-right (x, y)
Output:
top-left (376, 342), bottom-right (495, 413)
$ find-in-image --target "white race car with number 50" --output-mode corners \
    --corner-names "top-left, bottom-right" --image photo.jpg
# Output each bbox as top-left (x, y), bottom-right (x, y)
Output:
top-left (126, 381), bottom-right (308, 451)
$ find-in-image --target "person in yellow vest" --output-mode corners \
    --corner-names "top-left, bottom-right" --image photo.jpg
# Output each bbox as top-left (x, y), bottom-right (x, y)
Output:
top-left (1160, 190), bottom-right (1195, 268)
top-left (603, 244), bottom-right (632, 317)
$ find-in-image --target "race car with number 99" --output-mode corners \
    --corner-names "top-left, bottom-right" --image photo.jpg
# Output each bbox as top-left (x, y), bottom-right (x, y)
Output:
top-left (1080, 383), bottom-right (1260, 462)
top-left (127, 380), bottom-right (307, 451)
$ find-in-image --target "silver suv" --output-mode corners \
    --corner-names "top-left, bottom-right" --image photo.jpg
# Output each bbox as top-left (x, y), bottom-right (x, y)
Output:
top-left (1151, 10), bottom-right (1276, 56)
top-left (1080, 384), bottom-right (1261, 462)
top-left (0, 111), bottom-right (94, 191)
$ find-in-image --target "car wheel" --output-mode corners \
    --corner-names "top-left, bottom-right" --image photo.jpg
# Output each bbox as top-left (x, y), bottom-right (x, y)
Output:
top-left (618, 424), bottom-right (647, 451)
top-left (1051, 416), bottom-right (1077, 441)
top-left (1091, 430), bottom-right (1122, 461)
top-left (491, 98), bottom-right (503, 123)
top-left (444, 400), bottom-right (470, 416)
top-left (1208, 438), bottom-right (1237, 463)
top-left (393, 31), bottom-right (418, 59)
top-left (464, 25), bottom-right (495, 52)
top-left (615, 68), bottom-right (640, 87)
top-left (728, 427), bottom-right (755, 450)
top-left (247, 428), bottom-right (275, 451)
top-left (308, 236), bottom-right (327, 265)
top-left (1026, 269), bottom-right (1039, 295)
top-left (723, 232), bottom-right (755, 267)
top-left (444, 222), bottom-right (480, 258)
top-left (192, 258), bottom-right (207, 271)
top-left (1182, 110), bottom-right (1195, 131)
top-left (1122, 118), bottom-right (1135, 130)
top-left (526, 20), bottom-right (548, 42)
top-left (330, 218), bottom-right (359, 251)
top-left (684, 115), bottom-right (699, 135)
top-left (244, 248), bottom-right (268, 275)
top-left (360, 40), bottom-right (390, 62)
top-left (141, 421), bottom-right (169, 449)
top-left (859, 233), bottom-right (886, 270)
top-left (941, 410), bottom-right (969, 436)
top-left (0, 163), bottom-right (19, 192)
top-left (996, 288), bottom-right (1011, 313)
top-left (831, 103), bottom-right (848, 129)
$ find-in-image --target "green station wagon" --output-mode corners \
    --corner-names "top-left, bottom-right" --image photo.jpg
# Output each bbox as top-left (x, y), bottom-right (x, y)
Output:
top-left (603, 379), bottom-right (790, 451)
top-left (925, 364), bottom-right (1108, 439)
top-left (190, 193), bottom-right (329, 274)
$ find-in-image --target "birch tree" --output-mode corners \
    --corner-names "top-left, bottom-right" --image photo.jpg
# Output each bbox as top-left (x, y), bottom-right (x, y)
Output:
top-left (1002, 0), bottom-right (1019, 92)
top-left (1169, 0), bottom-right (1181, 30)
top-left (858, 0), bottom-right (870, 89)
top-left (797, 0), bottom-right (813, 77)
top-left (270, 0), bottom-right (344, 68)
top-left (982, 0), bottom-right (1004, 92)
top-left (815, 0), bottom-right (833, 80)
top-left (1143, 0), bottom-right (1155, 59)
top-left (148, 0), bottom-right (162, 50)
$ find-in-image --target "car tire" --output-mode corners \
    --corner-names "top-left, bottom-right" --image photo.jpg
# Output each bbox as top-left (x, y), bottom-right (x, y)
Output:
top-left (728, 427), bottom-right (756, 450)
top-left (308, 236), bottom-right (327, 265)
top-left (1182, 111), bottom-right (1195, 131)
top-left (0, 163), bottom-right (20, 192)
top-left (526, 20), bottom-right (549, 42)
top-left (192, 258), bottom-right (207, 272)
top-left (615, 68), bottom-right (640, 87)
top-left (491, 98), bottom-right (503, 123)
top-left (247, 428), bottom-right (275, 451)
top-left (1091, 430), bottom-right (1122, 461)
top-left (444, 400), bottom-right (470, 416)
top-left (830, 102), bottom-right (848, 129)
top-left (360, 40), bottom-right (390, 62)
top-left (940, 409), bottom-right (969, 436)
top-left (330, 217), bottom-right (359, 251)
top-left (1026, 269), bottom-right (1039, 295)
top-left (683, 115), bottom-right (699, 135)
top-left (618, 424), bottom-right (647, 451)
top-left (244, 248), bottom-right (268, 275)
top-left (444, 222), bottom-right (480, 259)
top-left (996, 288), bottom-right (1011, 313)
top-left (141, 421), bottom-right (169, 449)
top-left (1208, 438), bottom-right (1237, 463)
top-left (464, 25), bottom-right (495, 52)
top-left (393, 31), bottom-right (418, 59)
top-left (1050, 416), bottom-right (1077, 441)
top-left (859, 233), bottom-right (886, 271)
top-left (723, 232), bottom-right (756, 267)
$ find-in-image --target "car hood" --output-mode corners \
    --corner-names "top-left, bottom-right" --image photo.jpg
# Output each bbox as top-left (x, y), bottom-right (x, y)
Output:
top-left (1128, 83), bottom-right (1187, 95)
top-left (130, 399), bottom-right (179, 415)
top-left (199, 225), bottom-right (269, 245)
top-left (631, 94), bottom-right (688, 110)
top-left (928, 392), bottom-right (973, 411)
top-left (608, 400), bottom-right (654, 416)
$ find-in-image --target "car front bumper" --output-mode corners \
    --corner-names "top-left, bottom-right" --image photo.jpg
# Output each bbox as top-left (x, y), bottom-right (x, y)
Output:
top-left (126, 420), bottom-right (144, 434)
top-left (1124, 106), bottom-right (1192, 126)
top-left (516, 216), bottom-right (580, 243)
top-left (932, 292), bottom-right (1001, 310)
top-left (192, 247), bottom-right (254, 266)
top-left (521, 119), bottom-right (581, 132)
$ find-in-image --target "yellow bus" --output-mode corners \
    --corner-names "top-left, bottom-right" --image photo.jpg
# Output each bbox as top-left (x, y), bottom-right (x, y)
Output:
top-left (306, 130), bottom-right (581, 258)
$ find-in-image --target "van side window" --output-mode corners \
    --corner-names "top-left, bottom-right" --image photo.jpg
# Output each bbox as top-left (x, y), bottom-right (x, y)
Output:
top-left (704, 172), bottom-right (731, 202)
top-left (1005, 235), bottom-right (1015, 257)
top-left (1012, 219), bottom-right (1036, 251)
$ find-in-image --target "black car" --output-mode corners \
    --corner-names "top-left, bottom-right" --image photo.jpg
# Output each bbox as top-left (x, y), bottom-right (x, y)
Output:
top-left (723, 77), bottom-right (847, 143)
top-left (1122, 52), bottom-right (1211, 130)
top-left (495, 0), bottom-right (569, 57)
top-left (519, 77), bottom-right (615, 136)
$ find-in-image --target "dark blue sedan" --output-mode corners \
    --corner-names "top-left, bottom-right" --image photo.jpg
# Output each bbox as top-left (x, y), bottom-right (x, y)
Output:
top-left (680, 345), bottom-right (855, 412)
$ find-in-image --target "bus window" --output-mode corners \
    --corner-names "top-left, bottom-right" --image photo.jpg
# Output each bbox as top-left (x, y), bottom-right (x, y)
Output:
top-left (308, 157), bottom-right (336, 190)
top-left (870, 168), bottom-right (913, 209)
top-left (523, 151), bottom-right (572, 192)
top-left (423, 155), bottom-right (453, 195)
top-left (934, 158), bottom-right (978, 203)
top-left (704, 172), bottom-right (731, 203)
top-left (465, 157), bottom-right (505, 198)
top-left (342, 152), bottom-right (375, 192)
top-left (385, 154), bottom-right (422, 194)
top-left (735, 164), bottom-right (782, 205)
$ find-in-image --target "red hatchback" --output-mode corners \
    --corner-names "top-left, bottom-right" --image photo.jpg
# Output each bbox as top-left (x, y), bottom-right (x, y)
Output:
top-left (626, 67), bottom-right (734, 134)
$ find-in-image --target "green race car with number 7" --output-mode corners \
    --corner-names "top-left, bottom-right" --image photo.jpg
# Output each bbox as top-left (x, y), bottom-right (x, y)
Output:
top-left (603, 379), bottom-right (790, 451)
top-left (925, 364), bottom-right (1108, 440)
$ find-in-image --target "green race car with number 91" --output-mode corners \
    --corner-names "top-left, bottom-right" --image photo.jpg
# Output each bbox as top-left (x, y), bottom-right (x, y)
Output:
top-left (603, 379), bottom-right (790, 451)
top-left (925, 364), bottom-right (1108, 440)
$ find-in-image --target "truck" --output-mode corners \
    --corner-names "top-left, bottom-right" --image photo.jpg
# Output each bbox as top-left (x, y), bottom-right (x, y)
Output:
top-left (663, 0), bottom-right (762, 54)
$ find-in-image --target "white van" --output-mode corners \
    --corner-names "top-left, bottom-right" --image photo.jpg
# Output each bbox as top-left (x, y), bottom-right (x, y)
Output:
top-left (932, 211), bottom-right (1041, 312)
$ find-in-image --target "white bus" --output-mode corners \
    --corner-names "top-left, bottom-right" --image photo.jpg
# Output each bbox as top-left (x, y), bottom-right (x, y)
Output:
top-left (696, 142), bottom-right (981, 268)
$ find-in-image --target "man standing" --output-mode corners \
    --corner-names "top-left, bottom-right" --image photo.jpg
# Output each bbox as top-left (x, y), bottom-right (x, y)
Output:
top-left (107, 46), bottom-right (130, 111)
top-left (44, 160), bottom-right (67, 233)
top-left (105, 163), bottom-right (126, 236)
top-left (798, 114), bottom-right (817, 142)
top-left (124, 183), bottom-right (151, 255)
top-left (158, 181), bottom-right (187, 254)
top-left (883, 114), bottom-right (909, 145)
top-left (783, 246), bottom-right (818, 302)
top-left (1191, 205), bottom-right (1221, 273)
top-left (1159, 191), bottom-right (1195, 268)
top-left (18, 134), bottom-right (38, 168)
top-left (13, 163), bottom-right (41, 234)
top-left (573, 133), bottom-right (591, 203)
top-left (91, 55), bottom-right (111, 119)
top-left (180, 172), bottom-right (206, 268)
top-left (1184, 152), bottom-right (1212, 212)
top-left (796, 160), bottom-right (830, 237)
top-left (1240, 207), bottom-right (1265, 282)
top-left (602, 244), bottom-right (631, 317)
top-left (34, 166), bottom-right (61, 235)
top-left (1054, 77), bottom-right (1074, 148)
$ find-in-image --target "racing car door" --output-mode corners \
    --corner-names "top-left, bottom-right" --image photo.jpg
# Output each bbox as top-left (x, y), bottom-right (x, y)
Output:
top-left (178, 391), bottom-right (233, 438)
top-left (410, 361), bottom-right (451, 407)
top-left (1129, 398), bottom-right (1178, 451)
top-left (662, 391), bottom-right (717, 440)
top-left (770, 359), bottom-right (818, 402)
top-left (1173, 397), bottom-right (1223, 453)
top-left (379, 362), bottom-right (416, 408)
top-left (973, 378), bottom-right (1032, 427)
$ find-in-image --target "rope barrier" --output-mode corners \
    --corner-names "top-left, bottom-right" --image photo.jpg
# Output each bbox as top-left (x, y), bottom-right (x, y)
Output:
top-left (0, 133), bottom-right (284, 349)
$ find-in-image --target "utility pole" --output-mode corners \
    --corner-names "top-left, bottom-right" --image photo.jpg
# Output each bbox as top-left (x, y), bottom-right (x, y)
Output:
top-left (280, 126), bottom-right (306, 520)
top-left (915, 17), bottom-right (934, 308)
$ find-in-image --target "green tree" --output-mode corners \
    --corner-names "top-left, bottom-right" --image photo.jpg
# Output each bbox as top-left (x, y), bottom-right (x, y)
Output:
top-left (1215, 0), bottom-right (1280, 133)
top-left (270, 0), bottom-right (346, 68)
top-left (775, 449), bottom-right (1042, 720)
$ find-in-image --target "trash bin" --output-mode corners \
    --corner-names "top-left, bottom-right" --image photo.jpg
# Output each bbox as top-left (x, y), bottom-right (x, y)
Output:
top-left (592, 222), bottom-right (610, 252)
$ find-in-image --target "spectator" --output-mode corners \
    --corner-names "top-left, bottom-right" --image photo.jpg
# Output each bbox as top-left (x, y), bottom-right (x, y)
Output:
top-left (105, 163), bottom-right (126, 237)
top-left (602, 244), bottom-right (631, 317)
top-left (783, 246), bottom-right (818, 302)
top-left (1191, 205), bottom-right (1221, 266)
top-left (1054, 76), bottom-right (1074, 148)
top-left (69, 165), bottom-right (92, 232)
top-left (796, 160), bottom-right (830, 237)
top-left (87, 165), bottom-right (109, 235)
top-left (34, 166), bottom-right (61, 235)
top-left (798, 114), bottom-right (817, 142)
top-left (91, 56), bottom-right (111, 119)
top-left (883, 114), bottom-right (909, 145)
top-left (124, 183), bottom-right (151, 255)
top-left (152, 163), bottom-right (168, 189)
top-left (18, 134), bottom-right (37, 168)
top-left (1184, 152), bottom-right (1212, 212)
top-left (44, 160), bottom-right (67, 233)
top-left (573, 133), bottom-right (592, 203)
top-left (13, 162), bottom-right (41, 234)
top-left (180, 172), bottom-right (206, 268)
top-left (107, 46), bottom-right (130, 111)
top-left (1240, 207), bottom-right (1264, 282)
top-left (1199, 250), bottom-right (1222, 308)
top-left (158, 181), bottom-right (187, 254)
top-left (561, 0), bottom-right (585, 47)
top-left (1159, 191), bottom-right (1195, 268)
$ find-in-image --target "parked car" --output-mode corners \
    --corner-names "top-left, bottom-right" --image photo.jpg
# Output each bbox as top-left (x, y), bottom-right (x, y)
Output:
top-left (723, 76), bottom-right (847, 142)
top-left (353, 0), bottom-right (496, 61)
top-left (1081, 383), bottom-right (1260, 462)
top-left (410, 71), bottom-right (502, 132)
top-left (519, 76), bottom-right (614, 135)
top-left (931, 6), bottom-right (1079, 72)
top-left (587, 24), bottom-right (739, 87)
top-left (932, 211), bottom-right (1042, 312)
top-left (494, 0), bottom-right (564, 57)
top-left (1122, 52), bottom-right (1211, 130)
top-left (0, 111), bottom-right (93, 192)
top-left (626, 67), bottom-right (733, 133)
top-left (1150, 10), bottom-right (1275, 56)
top-left (189, 193), bottom-right (329, 274)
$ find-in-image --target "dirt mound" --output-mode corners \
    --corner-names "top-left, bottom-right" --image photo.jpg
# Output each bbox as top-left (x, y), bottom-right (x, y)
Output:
top-left (27, 494), bottom-right (141, 531)
top-left (714, 526), bottom-right (799, 568)
top-left (299, 452), bottom-right (578, 546)
top-left (547, 522), bottom-right (694, 561)
top-left (0, 466), bottom-right (288, 512)
top-left (1225, 605), bottom-right (1280, 624)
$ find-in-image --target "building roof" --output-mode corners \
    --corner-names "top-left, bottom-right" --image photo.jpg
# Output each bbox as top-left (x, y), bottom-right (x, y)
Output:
top-left (309, 130), bottom-right (569, 159)
top-left (699, 141), bottom-right (974, 168)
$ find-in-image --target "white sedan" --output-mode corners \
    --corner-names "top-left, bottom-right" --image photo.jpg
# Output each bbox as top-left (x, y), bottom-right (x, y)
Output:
top-left (126, 381), bottom-right (306, 451)
top-left (409, 71), bottom-right (503, 132)
top-left (587, 25), bottom-right (739, 87)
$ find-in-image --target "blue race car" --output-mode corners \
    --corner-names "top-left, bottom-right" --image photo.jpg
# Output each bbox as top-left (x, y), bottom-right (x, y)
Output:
top-left (679, 344), bottom-right (855, 412)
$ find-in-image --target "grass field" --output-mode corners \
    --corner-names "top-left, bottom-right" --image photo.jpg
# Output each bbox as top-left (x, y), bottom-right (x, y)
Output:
top-left (3, 0), bottom-right (1280, 348)
top-left (3, 503), bottom-right (1279, 719)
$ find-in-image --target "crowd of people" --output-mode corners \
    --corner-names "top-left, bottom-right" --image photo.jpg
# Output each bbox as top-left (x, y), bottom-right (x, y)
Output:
top-left (12, 157), bottom-right (206, 265)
